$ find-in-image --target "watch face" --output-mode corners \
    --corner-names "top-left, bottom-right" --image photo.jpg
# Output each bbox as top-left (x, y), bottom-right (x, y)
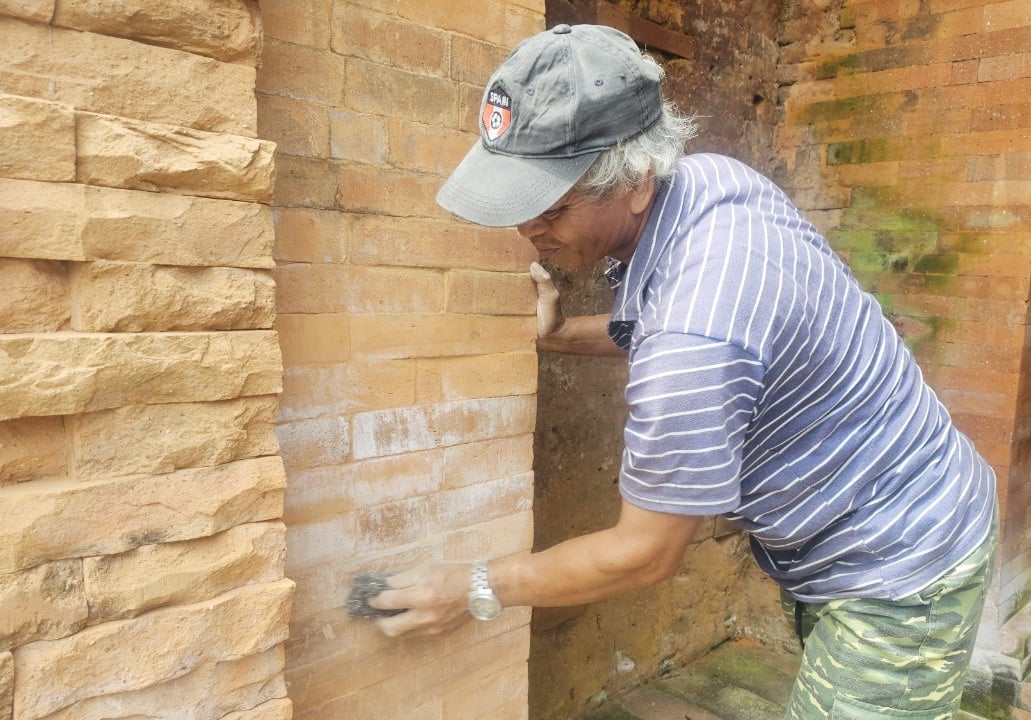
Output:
top-left (469, 593), bottom-right (502, 620)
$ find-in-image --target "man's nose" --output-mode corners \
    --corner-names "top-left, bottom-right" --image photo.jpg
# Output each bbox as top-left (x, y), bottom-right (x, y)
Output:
top-left (516, 216), bottom-right (546, 238)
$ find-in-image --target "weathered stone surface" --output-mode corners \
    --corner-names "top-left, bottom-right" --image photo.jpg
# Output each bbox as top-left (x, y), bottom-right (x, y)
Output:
top-left (54, 0), bottom-right (259, 65)
top-left (0, 559), bottom-right (85, 651)
top-left (0, 259), bottom-right (69, 333)
top-left (0, 93), bottom-right (74, 181)
top-left (0, 651), bottom-right (10, 720)
top-left (81, 185), bottom-right (275, 268)
top-left (84, 521), bottom-right (286, 623)
top-left (0, 0), bottom-right (51, 22)
top-left (44, 648), bottom-right (286, 720)
top-left (0, 179), bottom-right (274, 267)
top-left (70, 261), bottom-right (274, 332)
top-left (0, 331), bottom-right (282, 422)
top-left (0, 456), bottom-right (286, 574)
top-left (77, 113), bottom-right (274, 202)
top-left (0, 17), bottom-right (257, 135)
top-left (0, 178), bottom-right (86, 261)
top-left (12, 578), bottom-right (294, 720)
top-left (0, 416), bottom-right (67, 485)
top-left (221, 697), bottom-right (293, 720)
top-left (69, 396), bottom-right (279, 479)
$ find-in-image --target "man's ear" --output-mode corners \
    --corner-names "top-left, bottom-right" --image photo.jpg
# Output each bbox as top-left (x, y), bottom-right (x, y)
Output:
top-left (629, 172), bottom-right (656, 214)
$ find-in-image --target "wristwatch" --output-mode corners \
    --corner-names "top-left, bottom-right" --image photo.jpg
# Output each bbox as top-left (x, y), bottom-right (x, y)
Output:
top-left (467, 560), bottom-right (503, 620)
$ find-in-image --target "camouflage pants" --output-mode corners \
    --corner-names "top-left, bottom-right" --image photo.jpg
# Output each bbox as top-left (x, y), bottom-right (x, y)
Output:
top-left (780, 511), bottom-right (998, 720)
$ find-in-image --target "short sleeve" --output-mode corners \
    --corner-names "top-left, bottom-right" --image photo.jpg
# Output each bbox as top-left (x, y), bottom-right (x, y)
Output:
top-left (620, 332), bottom-right (765, 515)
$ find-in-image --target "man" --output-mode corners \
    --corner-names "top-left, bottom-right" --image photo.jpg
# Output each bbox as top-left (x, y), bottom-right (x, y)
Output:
top-left (371, 24), bottom-right (998, 719)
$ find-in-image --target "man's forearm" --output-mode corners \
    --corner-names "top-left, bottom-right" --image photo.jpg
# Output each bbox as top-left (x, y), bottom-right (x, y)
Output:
top-left (536, 314), bottom-right (627, 357)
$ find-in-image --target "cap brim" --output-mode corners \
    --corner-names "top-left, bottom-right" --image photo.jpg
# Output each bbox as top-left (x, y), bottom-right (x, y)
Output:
top-left (436, 141), bottom-right (600, 227)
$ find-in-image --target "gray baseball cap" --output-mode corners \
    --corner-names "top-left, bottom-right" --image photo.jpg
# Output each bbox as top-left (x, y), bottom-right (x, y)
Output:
top-left (436, 24), bottom-right (663, 228)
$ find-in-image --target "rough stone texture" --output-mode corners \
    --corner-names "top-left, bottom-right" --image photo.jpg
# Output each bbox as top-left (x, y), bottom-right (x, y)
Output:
top-left (68, 396), bottom-right (279, 480)
top-left (84, 521), bottom-right (286, 623)
top-left (76, 113), bottom-right (275, 202)
top-left (69, 261), bottom-right (274, 332)
top-left (0, 559), bottom-right (85, 651)
top-left (0, 456), bottom-right (286, 575)
top-left (0, 259), bottom-right (69, 333)
top-left (43, 648), bottom-right (287, 720)
top-left (0, 17), bottom-right (258, 135)
top-left (0, 0), bottom-right (51, 22)
top-left (0, 651), bottom-right (10, 720)
top-left (12, 578), bottom-right (294, 720)
top-left (0, 179), bottom-right (275, 267)
top-left (0, 93), bottom-right (74, 181)
top-left (0, 416), bottom-right (67, 485)
top-left (221, 697), bottom-right (293, 720)
top-left (0, 179), bottom-right (87, 261)
top-left (0, 331), bottom-right (282, 421)
top-left (53, 0), bottom-right (260, 65)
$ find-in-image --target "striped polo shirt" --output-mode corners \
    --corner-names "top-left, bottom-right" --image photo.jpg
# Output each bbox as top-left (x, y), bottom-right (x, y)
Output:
top-left (609, 153), bottom-right (996, 602)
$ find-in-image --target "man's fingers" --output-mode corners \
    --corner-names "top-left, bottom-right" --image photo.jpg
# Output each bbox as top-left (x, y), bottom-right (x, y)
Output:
top-left (530, 262), bottom-right (559, 299)
top-left (367, 587), bottom-right (410, 611)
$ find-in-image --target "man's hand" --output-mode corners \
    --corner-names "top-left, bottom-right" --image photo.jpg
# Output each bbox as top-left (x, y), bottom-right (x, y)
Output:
top-left (530, 261), bottom-right (565, 340)
top-left (369, 561), bottom-right (473, 638)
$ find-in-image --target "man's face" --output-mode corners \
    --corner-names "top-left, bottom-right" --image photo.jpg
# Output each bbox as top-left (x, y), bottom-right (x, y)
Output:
top-left (515, 182), bottom-right (654, 270)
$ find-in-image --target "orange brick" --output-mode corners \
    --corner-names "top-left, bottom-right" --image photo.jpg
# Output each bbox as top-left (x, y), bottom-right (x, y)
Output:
top-left (331, 5), bottom-right (447, 76)
top-left (273, 207), bottom-right (351, 264)
top-left (939, 388), bottom-right (1018, 419)
top-left (386, 118), bottom-right (474, 175)
top-left (972, 103), bottom-right (1031, 132)
top-left (447, 269), bottom-right (535, 315)
top-left (416, 351), bottom-right (537, 403)
top-left (951, 58), bottom-right (979, 84)
top-left (277, 414), bottom-right (351, 472)
top-left (443, 434), bottom-right (533, 489)
top-left (345, 56), bottom-right (457, 126)
top-left (285, 514), bottom-right (359, 572)
top-left (275, 313), bottom-right (350, 365)
top-left (951, 411), bottom-right (1016, 445)
top-left (275, 263), bottom-right (445, 314)
top-left (337, 162), bottom-right (443, 216)
top-left (451, 35), bottom-right (511, 86)
top-left (833, 63), bottom-right (953, 99)
top-left (258, 0), bottom-right (331, 47)
top-left (349, 313), bottom-right (534, 359)
top-left (931, 5), bottom-right (987, 39)
top-left (397, 0), bottom-right (542, 46)
top-left (985, 0), bottom-right (1031, 32)
top-left (0, 415), bottom-right (67, 485)
top-left (840, 0), bottom-right (921, 29)
top-left (443, 512), bottom-right (534, 561)
top-left (940, 180), bottom-right (1031, 207)
top-left (278, 360), bottom-right (416, 422)
top-left (271, 154), bottom-right (340, 210)
top-left (459, 81), bottom-right (486, 133)
top-left (979, 50), bottom-right (1031, 83)
top-left (442, 661), bottom-right (528, 720)
top-left (350, 215), bottom-right (533, 271)
top-left (256, 39), bottom-right (347, 106)
top-left (966, 155), bottom-right (1031, 182)
top-left (256, 93), bottom-right (330, 158)
top-left (329, 110), bottom-right (387, 164)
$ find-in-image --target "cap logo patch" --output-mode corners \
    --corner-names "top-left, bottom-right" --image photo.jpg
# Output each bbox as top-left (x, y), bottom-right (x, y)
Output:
top-left (482, 84), bottom-right (512, 142)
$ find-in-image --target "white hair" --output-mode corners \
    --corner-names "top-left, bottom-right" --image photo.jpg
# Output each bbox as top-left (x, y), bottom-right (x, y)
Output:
top-left (572, 56), bottom-right (698, 198)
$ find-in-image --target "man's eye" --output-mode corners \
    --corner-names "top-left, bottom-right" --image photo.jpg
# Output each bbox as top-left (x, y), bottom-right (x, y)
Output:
top-left (542, 207), bottom-right (564, 220)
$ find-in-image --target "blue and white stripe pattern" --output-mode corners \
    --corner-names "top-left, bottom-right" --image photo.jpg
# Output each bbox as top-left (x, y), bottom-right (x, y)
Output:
top-left (609, 154), bottom-right (996, 602)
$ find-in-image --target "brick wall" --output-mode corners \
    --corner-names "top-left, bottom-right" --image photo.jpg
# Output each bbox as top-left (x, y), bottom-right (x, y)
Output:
top-left (256, 1), bottom-right (543, 717)
top-left (0, 1), bottom-right (292, 719)
top-left (778, 0), bottom-right (1031, 650)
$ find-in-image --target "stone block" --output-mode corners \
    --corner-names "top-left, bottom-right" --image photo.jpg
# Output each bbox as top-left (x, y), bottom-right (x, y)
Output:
top-left (43, 648), bottom-right (286, 720)
top-left (0, 179), bottom-right (274, 267)
top-left (0, 93), bottom-right (74, 181)
top-left (54, 0), bottom-right (260, 64)
top-left (352, 395), bottom-right (536, 459)
top-left (0, 456), bottom-right (286, 574)
top-left (331, 5), bottom-right (448, 75)
top-left (0, 178), bottom-right (86, 261)
top-left (70, 261), bottom-right (274, 332)
top-left (0, 0), bottom-right (52, 22)
top-left (0, 17), bottom-right (257, 135)
top-left (275, 264), bottom-right (444, 314)
top-left (76, 113), bottom-right (274, 202)
top-left (347, 314), bottom-right (534, 359)
top-left (0, 651), bottom-right (10, 720)
top-left (345, 56), bottom-right (457, 127)
top-left (0, 259), bottom-right (69, 333)
top-left (272, 207), bottom-right (349, 264)
top-left (12, 578), bottom-right (294, 720)
top-left (278, 361), bottom-right (415, 423)
top-left (257, 39), bottom-right (347, 105)
top-left (276, 414), bottom-right (351, 472)
top-left (0, 559), bottom-right (86, 651)
top-left (416, 351), bottom-right (537, 403)
top-left (447, 269), bottom-right (536, 316)
top-left (257, 93), bottom-right (331, 158)
top-left (81, 185), bottom-right (274, 268)
top-left (0, 416), bottom-right (67, 485)
top-left (84, 521), bottom-right (286, 623)
top-left (69, 396), bottom-right (279, 480)
top-left (0, 331), bottom-right (282, 421)
top-left (385, 117), bottom-right (473, 175)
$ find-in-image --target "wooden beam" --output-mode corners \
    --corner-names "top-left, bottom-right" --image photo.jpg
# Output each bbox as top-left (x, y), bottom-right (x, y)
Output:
top-left (594, 1), bottom-right (693, 60)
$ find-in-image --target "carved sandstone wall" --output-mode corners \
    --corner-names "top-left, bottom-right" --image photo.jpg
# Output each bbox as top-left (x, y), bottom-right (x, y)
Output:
top-left (0, 2), bottom-right (292, 719)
